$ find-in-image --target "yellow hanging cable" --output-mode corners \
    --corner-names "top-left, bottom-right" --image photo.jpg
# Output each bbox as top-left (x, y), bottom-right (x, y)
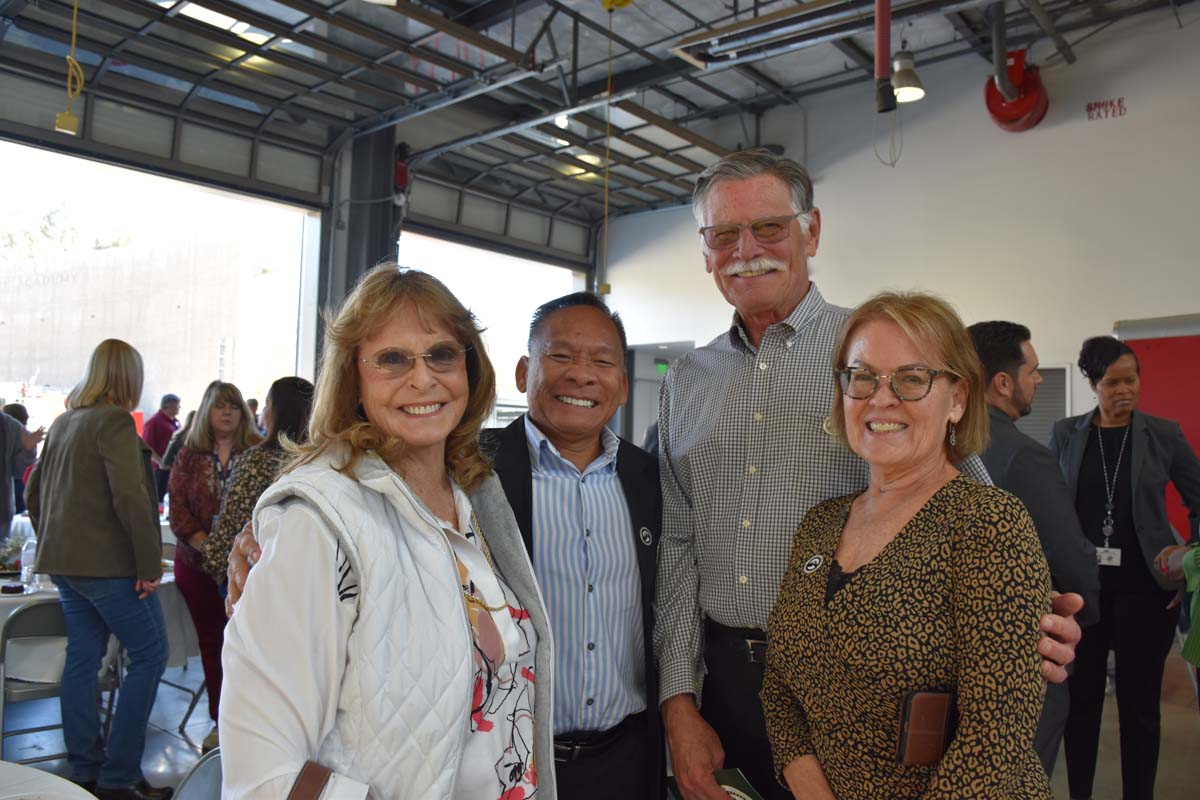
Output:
top-left (55, 0), bottom-right (85, 134)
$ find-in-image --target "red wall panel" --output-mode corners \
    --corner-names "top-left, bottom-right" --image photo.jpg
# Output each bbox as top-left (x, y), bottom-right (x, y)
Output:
top-left (1126, 335), bottom-right (1200, 542)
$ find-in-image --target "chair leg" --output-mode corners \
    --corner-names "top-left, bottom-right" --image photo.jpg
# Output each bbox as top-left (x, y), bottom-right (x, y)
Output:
top-left (101, 680), bottom-right (117, 743)
top-left (178, 679), bottom-right (205, 734)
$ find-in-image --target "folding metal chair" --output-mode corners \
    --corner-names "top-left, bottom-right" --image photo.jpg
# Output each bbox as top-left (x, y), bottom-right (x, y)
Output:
top-left (0, 597), bottom-right (120, 764)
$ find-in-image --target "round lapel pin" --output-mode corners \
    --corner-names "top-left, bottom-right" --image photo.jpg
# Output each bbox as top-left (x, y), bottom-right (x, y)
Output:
top-left (639, 527), bottom-right (653, 546)
top-left (803, 555), bottom-right (824, 573)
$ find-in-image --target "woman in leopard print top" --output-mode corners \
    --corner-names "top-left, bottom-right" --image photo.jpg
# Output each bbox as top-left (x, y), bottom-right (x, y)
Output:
top-left (762, 292), bottom-right (1052, 799)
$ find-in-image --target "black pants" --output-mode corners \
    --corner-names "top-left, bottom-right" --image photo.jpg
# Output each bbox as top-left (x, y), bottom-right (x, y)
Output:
top-left (1034, 679), bottom-right (1069, 777)
top-left (154, 468), bottom-right (170, 503)
top-left (1064, 589), bottom-right (1178, 800)
top-left (699, 621), bottom-right (791, 800)
top-left (555, 714), bottom-right (654, 800)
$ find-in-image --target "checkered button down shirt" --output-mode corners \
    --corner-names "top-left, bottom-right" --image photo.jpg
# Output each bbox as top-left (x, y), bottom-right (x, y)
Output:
top-left (655, 284), bottom-right (991, 702)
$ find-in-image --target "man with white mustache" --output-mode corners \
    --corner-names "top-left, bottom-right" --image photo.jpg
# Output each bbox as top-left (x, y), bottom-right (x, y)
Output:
top-left (656, 149), bottom-right (1086, 800)
top-left (484, 292), bottom-right (663, 800)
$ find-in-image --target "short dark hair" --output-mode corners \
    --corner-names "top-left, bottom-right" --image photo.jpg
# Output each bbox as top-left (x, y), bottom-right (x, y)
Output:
top-left (1078, 336), bottom-right (1139, 384)
top-left (528, 292), bottom-right (628, 354)
top-left (3, 403), bottom-right (29, 426)
top-left (264, 377), bottom-right (314, 448)
top-left (967, 321), bottom-right (1031, 383)
top-left (161, 393), bottom-right (180, 408)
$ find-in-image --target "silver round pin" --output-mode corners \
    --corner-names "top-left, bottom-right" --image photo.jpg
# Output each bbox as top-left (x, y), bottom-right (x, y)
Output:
top-left (639, 527), bottom-right (653, 546)
top-left (803, 555), bottom-right (824, 573)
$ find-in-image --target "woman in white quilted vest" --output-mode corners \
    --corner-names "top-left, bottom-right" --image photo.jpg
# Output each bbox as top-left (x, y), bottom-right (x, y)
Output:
top-left (219, 264), bottom-right (556, 800)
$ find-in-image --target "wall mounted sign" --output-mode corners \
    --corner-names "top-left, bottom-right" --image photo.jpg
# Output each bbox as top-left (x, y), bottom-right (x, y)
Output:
top-left (1087, 98), bottom-right (1126, 120)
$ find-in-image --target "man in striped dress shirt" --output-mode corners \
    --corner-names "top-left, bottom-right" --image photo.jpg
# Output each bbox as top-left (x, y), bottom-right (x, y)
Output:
top-left (483, 293), bottom-right (664, 799)
top-left (656, 149), bottom-right (1086, 800)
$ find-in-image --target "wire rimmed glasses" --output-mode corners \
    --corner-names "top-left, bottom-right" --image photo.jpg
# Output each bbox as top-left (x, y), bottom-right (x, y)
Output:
top-left (698, 213), bottom-right (802, 250)
top-left (361, 342), bottom-right (471, 378)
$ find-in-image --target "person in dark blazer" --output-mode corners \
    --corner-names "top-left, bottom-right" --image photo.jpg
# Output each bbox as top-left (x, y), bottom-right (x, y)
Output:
top-left (969, 321), bottom-right (1100, 777)
top-left (1049, 335), bottom-right (1200, 800)
top-left (224, 292), bottom-right (665, 799)
top-left (482, 292), bottom-right (664, 800)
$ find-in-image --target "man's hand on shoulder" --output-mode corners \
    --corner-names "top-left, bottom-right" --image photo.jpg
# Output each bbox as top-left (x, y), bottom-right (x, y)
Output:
top-left (662, 694), bottom-right (729, 800)
top-left (225, 521), bottom-right (262, 617)
top-left (1039, 591), bottom-right (1084, 683)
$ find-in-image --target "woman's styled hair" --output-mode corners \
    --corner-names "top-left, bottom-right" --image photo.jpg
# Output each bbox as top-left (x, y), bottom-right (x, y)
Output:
top-left (184, 380), bottom-right (261, 452)
top-left (263, 376), bottom-right (314, 448)
top-left (67, 339), bottom-right (144, 411)
top-left (294, 264), bottom-right (496, 490)
top-left (828, 291), bottom-right (989, 462)
top-left (1077, 336), bottom-right (1139, 385)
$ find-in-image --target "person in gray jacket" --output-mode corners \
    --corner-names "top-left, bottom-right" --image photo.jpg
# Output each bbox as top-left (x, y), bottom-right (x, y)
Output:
top-left (1049, 335), bottom-right (1200, 800)
top-left (969, 321), bottom-right (1100, 777)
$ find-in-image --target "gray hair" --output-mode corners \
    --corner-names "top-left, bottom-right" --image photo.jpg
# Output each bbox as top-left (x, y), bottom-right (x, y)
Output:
top-left (692, 148), bottom-right (815, 233)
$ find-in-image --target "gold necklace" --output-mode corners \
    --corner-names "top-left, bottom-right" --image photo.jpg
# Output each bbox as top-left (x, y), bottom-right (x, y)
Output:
top-left (458, 508), bottom-right (508, 613)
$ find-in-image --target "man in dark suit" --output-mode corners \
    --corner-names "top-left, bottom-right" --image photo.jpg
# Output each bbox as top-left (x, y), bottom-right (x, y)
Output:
top-left (483, 293), bottom-right (663, 800)
top-left (969, 320), bottom-right (1100, 776)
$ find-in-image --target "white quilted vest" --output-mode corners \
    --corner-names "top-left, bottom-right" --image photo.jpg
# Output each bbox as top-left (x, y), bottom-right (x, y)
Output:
top-left (254, 453), bottom-right (474, 799)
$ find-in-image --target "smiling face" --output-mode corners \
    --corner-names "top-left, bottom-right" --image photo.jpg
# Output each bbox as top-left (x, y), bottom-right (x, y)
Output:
top-left (842, 318), bottom-right (966, 478)
top-left (516, 305), bottom-right (628, 449)
top-left (356, 304), bottom-right (470, 469)
top-left (209, 396), bottom-right (243, 439)
top-left (1093, 353), bottom-right (1140, 425)
top-left (700, 173), bottom-right (820, 338)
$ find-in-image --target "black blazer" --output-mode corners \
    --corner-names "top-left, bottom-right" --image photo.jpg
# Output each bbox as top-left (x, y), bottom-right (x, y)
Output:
top-left (981, 406), bottom-right (1100, 626)
top-left (482, 416), bottom-right (665, 797)
top-left (1048, 409), bottom-right (1200, 591)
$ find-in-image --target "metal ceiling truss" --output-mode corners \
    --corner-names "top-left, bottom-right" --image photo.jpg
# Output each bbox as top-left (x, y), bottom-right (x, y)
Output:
top-left (1, 0), bottom-right (1189, 242)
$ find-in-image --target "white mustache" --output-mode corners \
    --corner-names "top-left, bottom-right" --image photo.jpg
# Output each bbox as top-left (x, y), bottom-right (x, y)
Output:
top-left (720, 257), bottom-right (788, 277)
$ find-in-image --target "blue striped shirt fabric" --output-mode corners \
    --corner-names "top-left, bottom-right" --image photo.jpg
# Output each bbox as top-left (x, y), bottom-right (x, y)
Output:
top-left (524, 415), bottom-right (646, 733)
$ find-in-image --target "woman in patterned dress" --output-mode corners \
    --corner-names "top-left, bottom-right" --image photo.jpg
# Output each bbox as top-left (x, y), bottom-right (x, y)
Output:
top-left (761, 291), bottom-right (1052, 799)
top-left (202, 376), bottom-right (314, 582)
top-left (219, 264), bottom-right (555, 799)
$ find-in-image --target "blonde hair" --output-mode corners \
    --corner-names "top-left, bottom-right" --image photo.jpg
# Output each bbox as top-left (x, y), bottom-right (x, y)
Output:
top-left (67, 339), bottom-right (144, 410)
top-left (292, 264), bottom-right (496, 491)
top-left (828, 291), bottom-right (989, 462)
top-left (185, 381), bottom-right (261, 453)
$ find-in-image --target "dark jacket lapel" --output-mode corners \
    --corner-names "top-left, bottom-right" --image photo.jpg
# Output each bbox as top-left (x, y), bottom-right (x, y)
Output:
top-left (484, 416), bottom-right (535, 558)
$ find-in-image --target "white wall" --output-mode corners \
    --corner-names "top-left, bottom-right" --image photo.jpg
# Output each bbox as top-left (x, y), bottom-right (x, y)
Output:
top-left (605, 7), bottom-right (1200, 416)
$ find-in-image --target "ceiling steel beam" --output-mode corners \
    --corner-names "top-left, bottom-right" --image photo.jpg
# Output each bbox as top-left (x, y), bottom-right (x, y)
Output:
top-left (454, 0), bottom-right (545, 32)
top-left (534, 124), bottom-right (694, 192)
top-left (830, 39), bottom-right (875, 77)
top-left (352, 60), bottom-right (564, 140)
top-left (946, 11), bottom-right (993, 62)
top-left (1024, 0), bottom-right (1078, 63)
top-left (409, 88), bottom-right (638, 164)
top-left (496, 134), bottom-right (679, 202)
top-left (568, 111), bottom-right (706, 175)
top-left (613, 100), bottom-right (729, 157)
top-left (387, 0), bottom-right (528, 66)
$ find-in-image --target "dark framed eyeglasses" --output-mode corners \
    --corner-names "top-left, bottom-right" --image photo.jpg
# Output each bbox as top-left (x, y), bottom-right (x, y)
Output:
top-left (361, 342), bottom-right (471, 378)
top-left (698, 213), bottom-right (802, 250)
top-left (836, 366), bottom-right (958, 401)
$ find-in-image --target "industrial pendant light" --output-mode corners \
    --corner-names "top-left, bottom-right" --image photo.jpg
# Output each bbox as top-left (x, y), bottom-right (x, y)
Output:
top-left (892, 51), bottom-right (925, 103)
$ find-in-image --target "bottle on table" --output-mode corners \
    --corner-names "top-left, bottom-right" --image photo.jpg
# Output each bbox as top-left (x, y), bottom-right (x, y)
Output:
top-left (20, 535), bottom-right (41, 592)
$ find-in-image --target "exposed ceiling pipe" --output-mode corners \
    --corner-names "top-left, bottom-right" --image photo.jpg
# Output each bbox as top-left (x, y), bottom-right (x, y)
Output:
top-left (1024, 0), bottom-right (1077, 63)
top-left (876, 0), bottom-right (897, 112)
top-left (989, 2), bottom-right (1019, 101)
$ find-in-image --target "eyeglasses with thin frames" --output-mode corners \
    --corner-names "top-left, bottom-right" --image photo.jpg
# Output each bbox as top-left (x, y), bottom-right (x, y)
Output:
top-left (361, 342), bottom-right (471, 378)
top-left (698, 213), bottom-right (803, 250)
top-left (836, 366), bottom-right (958, 401)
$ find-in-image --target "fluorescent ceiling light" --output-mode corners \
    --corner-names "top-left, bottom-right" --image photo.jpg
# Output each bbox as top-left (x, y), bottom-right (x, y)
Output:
top-left (178, 3), bottom-right (240, 30)
top-left (554, 114), bottom-right (570, 129)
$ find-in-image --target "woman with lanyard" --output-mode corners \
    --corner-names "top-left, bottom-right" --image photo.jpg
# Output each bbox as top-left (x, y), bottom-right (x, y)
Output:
top-left (168, 379), bottom-right (261, 752)
top-left (1049, 336), bottom-right (1200, 800)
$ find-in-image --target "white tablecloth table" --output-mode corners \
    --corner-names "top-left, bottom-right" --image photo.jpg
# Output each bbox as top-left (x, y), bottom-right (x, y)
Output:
top-left (0, 760), bottom-right (97, 799)
top-left (0, 573), bottom-right (199, 682)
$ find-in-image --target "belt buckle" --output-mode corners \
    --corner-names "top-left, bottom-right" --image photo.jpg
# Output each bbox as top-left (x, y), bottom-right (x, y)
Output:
top-left (553, 742), bottom-right (584, 763)
top-left (745, 638), bottom-right (767, 664)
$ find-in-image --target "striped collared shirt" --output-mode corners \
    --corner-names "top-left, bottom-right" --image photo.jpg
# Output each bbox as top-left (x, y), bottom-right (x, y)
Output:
top-left (655, 283), bottom-right (991, 702)
top-left (525, 415), bottom-right (646, 733)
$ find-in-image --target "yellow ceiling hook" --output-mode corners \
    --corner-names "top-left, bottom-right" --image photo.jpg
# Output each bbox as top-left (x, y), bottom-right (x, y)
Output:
top-left (601, 0), bottom-right (632, 10)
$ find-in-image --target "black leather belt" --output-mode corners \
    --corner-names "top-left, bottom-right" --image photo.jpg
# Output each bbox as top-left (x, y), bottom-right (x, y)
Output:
top-left (553, 711), bottom-right (645, 763)
top-left (706, 620), bottom-right (769, 664)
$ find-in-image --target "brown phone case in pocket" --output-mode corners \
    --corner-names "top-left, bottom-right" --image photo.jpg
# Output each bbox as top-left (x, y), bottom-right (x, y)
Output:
top-left (896, 689), bottom-right (957, 766)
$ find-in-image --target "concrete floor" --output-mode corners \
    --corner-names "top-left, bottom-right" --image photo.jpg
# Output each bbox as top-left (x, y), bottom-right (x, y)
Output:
top-left (4, 652), bottom-right (1199, 796)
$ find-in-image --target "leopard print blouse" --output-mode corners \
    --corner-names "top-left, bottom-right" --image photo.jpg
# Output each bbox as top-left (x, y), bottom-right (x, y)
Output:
top-left (761, 475), bottom-right (1052, 799)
